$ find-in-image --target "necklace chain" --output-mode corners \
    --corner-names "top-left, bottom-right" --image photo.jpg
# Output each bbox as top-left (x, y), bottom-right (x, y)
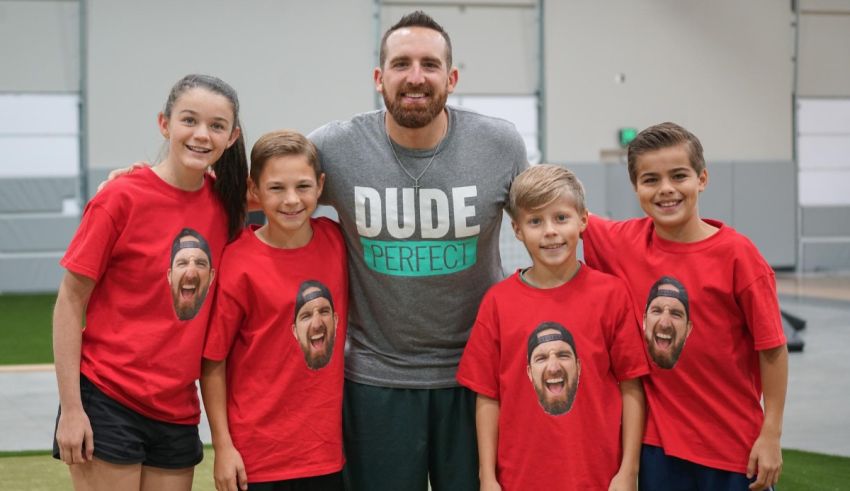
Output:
top-left (384, 114), bottom-right (447, 191)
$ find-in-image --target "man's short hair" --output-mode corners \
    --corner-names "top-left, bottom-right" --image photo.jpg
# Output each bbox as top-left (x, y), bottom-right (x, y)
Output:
top-left (627, 122), bottom-right (705, 186)
top-left (645, 276), bottom-right (690, 319)
top-left (294, 280), bottom-right (335, 322)
top-left (249, 130), bottom-right (321, 184)
top-left (379, 10), bottom-right (453, 69)
top-left (527, 321), bottom-right (577, 364)
top-left (508, 164), bottom-right (586, 219)
top-left (170, 228), bottom-right (212, 265)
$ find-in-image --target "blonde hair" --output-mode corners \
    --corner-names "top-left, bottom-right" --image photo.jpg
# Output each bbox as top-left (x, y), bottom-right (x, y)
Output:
top-left (508, 164), bottom-right (586, 218)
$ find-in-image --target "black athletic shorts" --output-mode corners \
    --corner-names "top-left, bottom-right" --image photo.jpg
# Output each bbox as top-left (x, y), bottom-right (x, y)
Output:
top-left (249, 471), bottom-right (344, 491)
top-left (52, 375), bottom-right (203, 469)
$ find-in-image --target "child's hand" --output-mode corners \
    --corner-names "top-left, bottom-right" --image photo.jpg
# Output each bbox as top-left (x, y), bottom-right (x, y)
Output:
top-left (747, 433), bottom-right (782, 490)
top-left (97, 162), bottom-right (150, 192)
top-left (54, 406), bottom-right (94, 465)
top-left (608, 469), bottom-right (637, 491)
top-left (213, 444), bottom-right (248, 491)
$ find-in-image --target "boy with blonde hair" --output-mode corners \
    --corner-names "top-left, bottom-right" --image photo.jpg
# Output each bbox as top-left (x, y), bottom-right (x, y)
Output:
top-left (457, 164), bottom-right (648, 490)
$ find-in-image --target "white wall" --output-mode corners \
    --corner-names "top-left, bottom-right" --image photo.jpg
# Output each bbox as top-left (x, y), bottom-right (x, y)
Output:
top-left (798, 0), bottom-right (850, 97)
top-left (544, 0), bottom-right (794, 163)
top-left (87, 0), bottom-right (376, 168)
top-left (0, 0), bottom-right (79, 92)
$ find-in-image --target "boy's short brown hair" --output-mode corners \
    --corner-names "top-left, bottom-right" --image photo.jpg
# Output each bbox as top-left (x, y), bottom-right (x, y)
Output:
top-left (249, 130), bottom-right (321, 183)
top-left (508, 164), bottom-right (586, 219)
top-left (627, 122), bottom-right (705, 185)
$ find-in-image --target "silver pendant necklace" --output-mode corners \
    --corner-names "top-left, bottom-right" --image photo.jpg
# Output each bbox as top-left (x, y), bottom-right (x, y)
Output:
top-left (384, 115), bottom-right (447, 193)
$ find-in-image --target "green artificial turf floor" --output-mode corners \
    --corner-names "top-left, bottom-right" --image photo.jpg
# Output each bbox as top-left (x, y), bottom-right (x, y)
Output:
top-left (0, 294), bottom-right (55, 365)
top-left (0, 448), bottom-right (848, 490)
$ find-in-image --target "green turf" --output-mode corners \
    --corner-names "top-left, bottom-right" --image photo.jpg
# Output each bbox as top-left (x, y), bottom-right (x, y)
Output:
top-left (0, 294), bottom-right (56, 365)
top-left (0, 447), bottom-right (847, 490)
top-left (0, 448), bottom-right (215, 490)
top-left (781, 448), bottom-right (850, 490)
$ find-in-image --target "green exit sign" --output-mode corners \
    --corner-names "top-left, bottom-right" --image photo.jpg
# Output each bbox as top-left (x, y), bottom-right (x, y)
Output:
top-left (619, 127), bottom-right (638, 148)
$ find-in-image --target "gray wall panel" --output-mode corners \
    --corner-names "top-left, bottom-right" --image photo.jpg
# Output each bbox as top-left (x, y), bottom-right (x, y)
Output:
top-left (553, 160), bottom-right (797, 268)
top-left (731, 161), bottom-right (796, 268)
top-left (0, 177), bottom-right (76, 213)
top-left (0, 255), bottom-right (64, 294)
top-left (567, 162), bottom-right (606, 214)
top-left (801, 243), bottom-right (850, 272)
top-left (604, 162), bottom-right (641, 220)
top-left (700, 162), bottom-right (733, 225)
top-left (802, 206), bottom-right (850, 237)
top-left (0, 216), bottom-right (77, 253)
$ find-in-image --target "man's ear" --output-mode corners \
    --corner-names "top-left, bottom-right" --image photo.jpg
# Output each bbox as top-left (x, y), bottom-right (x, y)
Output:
top-left (446, 66), bottom-right (459, 94)
top-left (373, 67), bottom-right (384, 94)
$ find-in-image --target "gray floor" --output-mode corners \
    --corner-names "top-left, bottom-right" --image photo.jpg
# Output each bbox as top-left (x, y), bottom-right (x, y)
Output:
top-left (1, 296), bottom-right (848, 457)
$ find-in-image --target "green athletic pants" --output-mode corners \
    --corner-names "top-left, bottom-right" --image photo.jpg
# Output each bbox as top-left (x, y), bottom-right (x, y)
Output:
top-left (342, 380), bottom-right (479, 491)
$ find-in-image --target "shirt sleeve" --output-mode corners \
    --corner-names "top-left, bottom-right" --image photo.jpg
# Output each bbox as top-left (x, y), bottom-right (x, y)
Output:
top-left (456, 293), bottom-right (502, 400)
top-left (203, 249), bottom-right (247, 361)
top-left (607, 282), bottom-right (651, 381)
top-left (582, 213), bottom-right (617, 272)
top-left (738, 274), bottom-right (786, 350)
top-left (60, 202), bottom-right (120, 281)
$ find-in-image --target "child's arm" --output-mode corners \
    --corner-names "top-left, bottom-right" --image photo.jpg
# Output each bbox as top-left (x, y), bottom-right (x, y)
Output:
top-left (747, 345), bottom-right (788, 491)
top-left (200, 358), bottom-right (248, 491)
top-left (476, 394), bottom-right (502, 491)
top-left (52, 271), bottom-right (96, 465)
top-left (609, 378), bottom-right (644, 491)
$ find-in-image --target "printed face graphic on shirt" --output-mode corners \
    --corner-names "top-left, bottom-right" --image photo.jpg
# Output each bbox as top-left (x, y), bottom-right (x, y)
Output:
top-left (527, 323), bottom-right (581, 416)
top-left (167, 229), bottom-right (215, 321)
top-left (292, 282), bottom-right (338, 370)
top-left (643, 276), bottom-right (693, 369)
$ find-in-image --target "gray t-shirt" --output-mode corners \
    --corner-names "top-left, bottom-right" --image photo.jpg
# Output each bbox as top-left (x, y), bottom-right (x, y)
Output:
top-left (309, 106), bottom-right (528, 388)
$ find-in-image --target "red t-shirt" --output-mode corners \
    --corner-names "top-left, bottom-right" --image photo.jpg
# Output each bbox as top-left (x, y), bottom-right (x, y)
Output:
top-left (203, 218), bottom-right (348, 483)
top-left (583, 214), bottom-right (786, 473)
top-left (457, 267), bottom-right (648, 491)
top-left (61, 167), bottom-right (228, 424)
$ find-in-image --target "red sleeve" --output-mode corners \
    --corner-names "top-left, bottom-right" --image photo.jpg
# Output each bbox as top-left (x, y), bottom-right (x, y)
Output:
top-left (203, 247), bottom-right (247, 361)
top-left (456, 292), bottom-right (501, 400)
top-left (582, 214), bottom-right (618, 272)
top-left (738, 274), bottom-right (786, 350)
top-left (606, 282), bottom-right (651, 381)
top-left (60, 202), bottom-right (120, 281)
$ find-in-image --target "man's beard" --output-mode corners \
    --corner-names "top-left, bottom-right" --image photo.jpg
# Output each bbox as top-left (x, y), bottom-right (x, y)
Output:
top-left (535, 372), bottom-right (579, 416)
top-left (383, 83), bottom-right (447, 129)
top-left (303, 330), bottom-right (336, 370)
top-left (647, 333), bottom-right (687, 369)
